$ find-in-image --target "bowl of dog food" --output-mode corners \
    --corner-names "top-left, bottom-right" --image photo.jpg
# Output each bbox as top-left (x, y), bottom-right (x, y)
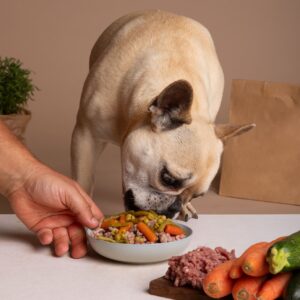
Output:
top-left (86, 210), bottom-right (193, 263)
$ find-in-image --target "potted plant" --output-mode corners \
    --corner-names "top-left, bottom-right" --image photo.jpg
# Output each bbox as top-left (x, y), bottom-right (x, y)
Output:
top-left (0, 57), bottom-right (38, 141)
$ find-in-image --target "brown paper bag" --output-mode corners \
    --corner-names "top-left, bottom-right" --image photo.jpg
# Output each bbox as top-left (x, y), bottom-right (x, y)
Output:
top-left (219, 79), bottom-right (300, 205)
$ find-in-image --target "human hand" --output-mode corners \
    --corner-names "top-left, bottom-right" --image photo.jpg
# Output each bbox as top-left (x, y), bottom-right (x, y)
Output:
top-left (6, 163), bottom-right (103, 258)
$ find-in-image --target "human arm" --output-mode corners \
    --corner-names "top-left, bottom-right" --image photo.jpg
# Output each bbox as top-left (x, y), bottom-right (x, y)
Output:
top-left (0, 120), bottom-right (103, 258)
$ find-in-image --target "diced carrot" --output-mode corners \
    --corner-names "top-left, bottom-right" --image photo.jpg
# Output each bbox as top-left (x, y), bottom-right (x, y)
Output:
top-left (256, 272), bottom-right (292, 300)
top-left (242, 237), bottom-right (285, 277)
top-left (101, 218), bottom-right (117, 229)
top-left (119, 214), bottom-right (126, 224)
top-left (164, 224), bottom-right (185, 236)
top-left (119, 223), bottom-right (132, 233)
top-left (203, 260), bottom-right (236, 299)
top-left (232, 276), bottom-right (266, 300)
top-left (137, 222), bottom-right (158, 243)
top-left (230, 242), bottom-right (268, 279)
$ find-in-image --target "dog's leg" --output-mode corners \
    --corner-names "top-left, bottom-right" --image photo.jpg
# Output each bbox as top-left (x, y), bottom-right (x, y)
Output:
top-left (178, 201), bottom-right (198, 221)
top-left (178, 205), bottom-right (190, 222)
top-left (71, 123), bottom-right (107, 195)
top-left (186, 202), bottom-right (198, 219)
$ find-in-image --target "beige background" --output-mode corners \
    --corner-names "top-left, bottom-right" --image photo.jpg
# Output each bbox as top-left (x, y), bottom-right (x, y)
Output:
top-left (1, 0), bottom-right (300, 214)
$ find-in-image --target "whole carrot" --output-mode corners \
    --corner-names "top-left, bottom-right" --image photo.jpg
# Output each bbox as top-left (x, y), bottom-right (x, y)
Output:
top-left (242, 237), bottom-right (285, 277)
top-left (256, 272), bottom-right (292, 300)
top-left (230, 242), bottom-right (268, 279)
top-left (242, 248), bottom-right (270, 277)
top-left (203, 260), bottom-right (236, 299)
top-left (232, 276), bottom-right (266, 300)
top-left (137, 222), bottom-right (158, 243)
top-left (164, 224), bottom-right (185, 236)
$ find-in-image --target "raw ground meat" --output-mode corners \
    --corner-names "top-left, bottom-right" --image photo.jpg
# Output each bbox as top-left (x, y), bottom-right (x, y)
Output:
top-left (165, 246), bottom-right (236, 289)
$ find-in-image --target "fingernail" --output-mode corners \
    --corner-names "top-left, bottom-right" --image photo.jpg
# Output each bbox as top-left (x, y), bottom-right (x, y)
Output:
top-left (91, 217), bottom-right (99, 227)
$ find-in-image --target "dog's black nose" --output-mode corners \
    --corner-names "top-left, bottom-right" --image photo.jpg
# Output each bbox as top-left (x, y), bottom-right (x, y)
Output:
top-left (159, 196), bottom-right (182, 218)
top-left (124, 189), bottom-right (140, 211)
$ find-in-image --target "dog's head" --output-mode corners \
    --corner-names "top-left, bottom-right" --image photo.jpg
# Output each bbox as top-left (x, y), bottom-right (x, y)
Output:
top-left (121, 80), bottom-right (254, 218)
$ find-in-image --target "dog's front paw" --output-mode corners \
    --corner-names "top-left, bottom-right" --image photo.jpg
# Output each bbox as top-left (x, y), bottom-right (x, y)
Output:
top-left (177, 202), bottom-right (198, 222)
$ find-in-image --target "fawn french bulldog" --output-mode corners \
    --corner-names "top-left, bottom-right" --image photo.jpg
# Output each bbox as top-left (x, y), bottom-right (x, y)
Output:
top-left (71, 10), bottom-right (254, 220)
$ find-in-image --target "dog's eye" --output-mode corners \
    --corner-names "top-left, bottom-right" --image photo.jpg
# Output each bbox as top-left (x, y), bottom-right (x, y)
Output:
top-left (160, 167), bottom-right (183, 189)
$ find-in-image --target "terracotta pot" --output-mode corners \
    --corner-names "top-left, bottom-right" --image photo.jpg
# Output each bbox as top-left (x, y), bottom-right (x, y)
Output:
top-left (0, 109), bottom-right (31, 142)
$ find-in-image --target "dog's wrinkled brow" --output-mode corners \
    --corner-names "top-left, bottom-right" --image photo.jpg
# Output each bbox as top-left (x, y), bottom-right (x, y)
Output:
top-left (161, 164), bottom-right (193, 182)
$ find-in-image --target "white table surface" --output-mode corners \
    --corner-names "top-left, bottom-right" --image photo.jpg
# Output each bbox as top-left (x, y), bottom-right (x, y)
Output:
top-left (1, 214), bottom-right (299, 300)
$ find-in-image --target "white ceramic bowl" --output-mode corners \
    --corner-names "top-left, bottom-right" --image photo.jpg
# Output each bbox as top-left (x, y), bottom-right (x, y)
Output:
top-left (86, 222), bottom-right (193, 263)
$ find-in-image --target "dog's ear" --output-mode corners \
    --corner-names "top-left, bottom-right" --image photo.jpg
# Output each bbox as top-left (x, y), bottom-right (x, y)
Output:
top-left (148, 80), bottom-right (193, 132)
top-left (215, 123), bottom-right (256, 142)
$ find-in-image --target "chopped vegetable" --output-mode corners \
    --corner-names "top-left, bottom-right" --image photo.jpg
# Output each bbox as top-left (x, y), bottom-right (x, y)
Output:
top-left (96, 236), bottom-right (117, 243)
top-left (119, 223), bottom-right (133, 233)
top-left (100, 218), bottom-right (118, 229)
top-left (164, 224), bottom-right (185, 236)
top-left (157, 219), bottom-right (172, 233)
top-left (125, 213), bottom-right (135, 222)
top-left (101, 220), bottom-right (131, 229)
top-left (137, 222), bottom-right (158, 243)
top-left (119, 214), bottom-right (126, 224)
top-left (133, 210), bottom-right (156, 217)
top-left (91, 210), bottom-right (185, 244)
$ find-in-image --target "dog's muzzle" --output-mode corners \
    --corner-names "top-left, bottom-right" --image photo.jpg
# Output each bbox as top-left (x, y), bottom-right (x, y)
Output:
top-left (124, 189), bottom-right (140, 211)
top-left (124, 189), bottom-right (182, 218)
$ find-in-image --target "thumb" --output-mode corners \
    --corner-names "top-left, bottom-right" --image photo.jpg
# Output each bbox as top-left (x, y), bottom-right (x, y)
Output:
top-left (64, 190), bottom-right (100, 228)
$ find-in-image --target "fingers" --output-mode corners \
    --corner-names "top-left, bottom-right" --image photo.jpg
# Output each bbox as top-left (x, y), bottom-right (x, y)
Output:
top-left (53, 227), bottom-right (70, 256)
top-left (74, 183), bottom-right (104, 220)
top-left (65, 190), bottom-right (101, 229)
top-left (37, 224), bottom-right (88, 259)
top-left (37, 228), bottom-right (53, 245)
top-left (68, 223), bottom-right (87, 259)
top-left (32, 214), bottom-right (75, 232)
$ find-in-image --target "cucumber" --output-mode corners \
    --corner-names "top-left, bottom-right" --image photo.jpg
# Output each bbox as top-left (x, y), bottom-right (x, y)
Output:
top-left (267, 231), bottom-right (300, 274)
top-left (284, 271), bottom-right (300, 300)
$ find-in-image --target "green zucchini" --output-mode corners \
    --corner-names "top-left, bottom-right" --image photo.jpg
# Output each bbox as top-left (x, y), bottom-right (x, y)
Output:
top-left (267, 231), bottom-right (300, 274)
top-left (284, 271), bottom-right (300, 300)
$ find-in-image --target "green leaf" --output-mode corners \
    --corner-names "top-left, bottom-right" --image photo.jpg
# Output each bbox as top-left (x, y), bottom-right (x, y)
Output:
top-left (0, 57), bottom-right (38, 114)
